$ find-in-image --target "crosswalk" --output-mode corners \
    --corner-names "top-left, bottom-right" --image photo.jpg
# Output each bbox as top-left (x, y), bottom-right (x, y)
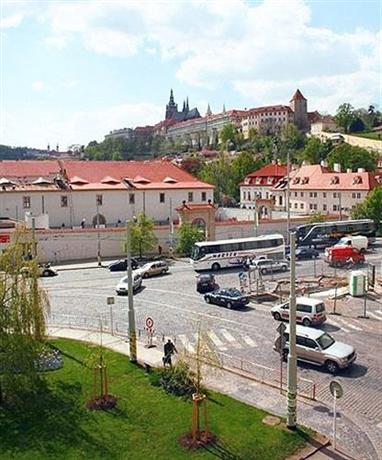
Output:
top-left (326, 310), bottom-right (382, 333)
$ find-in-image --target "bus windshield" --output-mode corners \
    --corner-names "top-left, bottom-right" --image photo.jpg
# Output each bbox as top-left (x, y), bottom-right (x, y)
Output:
top-left (191, 246), bottom-right (203, 260)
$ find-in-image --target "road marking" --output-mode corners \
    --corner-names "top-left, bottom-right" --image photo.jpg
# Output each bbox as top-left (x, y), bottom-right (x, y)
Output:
top-left (178, 334), bottom-right (195, 354)
top-left (242, 335), bottom-right (257, 347)
top-left (207, 331), bottom-right (228, 351)
top-left (368, 312), bottom-right (382, 321)
top-left (375, 310), bottom-right (382, 315)
top-left (340, 321), bottom-right (362, 331)
top-left (220, 329), bottom-right (242, 348)
top-left (327, 317), bottom-right (350, 333)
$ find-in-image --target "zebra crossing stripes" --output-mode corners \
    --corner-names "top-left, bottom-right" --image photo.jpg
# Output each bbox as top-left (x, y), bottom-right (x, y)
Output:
top-left (242, 336), bottom-right (256, 347)
top-left (178, 334), bottom-right (195, 353)
top-left (368, 312), bottom-right (382, 321)
top-left (220, 329), bottom-right (242, 349)
top-left (207, 331), bottom-right (228, 351)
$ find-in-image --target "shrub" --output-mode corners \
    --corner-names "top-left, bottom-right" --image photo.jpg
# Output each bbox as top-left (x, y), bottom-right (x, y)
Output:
top-left (158, 361), bottom-right (197, 398)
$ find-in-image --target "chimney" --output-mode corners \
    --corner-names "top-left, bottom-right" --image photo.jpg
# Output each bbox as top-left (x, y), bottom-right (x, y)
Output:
top-left (333, 163), bottom-right (341, 173)
top-left (320, 160), bottom-right (328, 168)
top-left (346, 168), bottom-right (352, 173)
top-left (357, 168), bottom-right (365, 173)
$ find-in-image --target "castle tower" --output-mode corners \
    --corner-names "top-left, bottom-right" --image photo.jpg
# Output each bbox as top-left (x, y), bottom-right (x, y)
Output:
top-left (289, 89), bottom-right (308, 131)
top-left (165, 89), bottom-right (178, 120)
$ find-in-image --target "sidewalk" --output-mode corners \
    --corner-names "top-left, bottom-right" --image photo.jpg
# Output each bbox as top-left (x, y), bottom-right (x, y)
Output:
top-left (47, 326), bottom-right (378, 460)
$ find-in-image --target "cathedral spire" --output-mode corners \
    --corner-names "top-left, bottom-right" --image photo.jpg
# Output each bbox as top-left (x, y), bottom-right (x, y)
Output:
top-left (222, 103), bottom-right (226, 113)
top-left (186, 97), bottom-right (189, 112)
top-left (182, 100), bottom-right (186, 112)
top-left (206, 103), bottom-right (212, 116)
top-left (169, 88), bottom-right (175, 105)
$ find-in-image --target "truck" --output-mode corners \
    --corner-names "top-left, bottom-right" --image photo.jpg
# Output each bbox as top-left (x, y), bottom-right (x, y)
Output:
top-left (335, 235), bottom-right (368, 253)
top-left (324, 245), bottom-right (365, 267)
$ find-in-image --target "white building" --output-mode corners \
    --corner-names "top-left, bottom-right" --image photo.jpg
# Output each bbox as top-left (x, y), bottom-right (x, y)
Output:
top-left (0, 160), bottom-right (214, 228)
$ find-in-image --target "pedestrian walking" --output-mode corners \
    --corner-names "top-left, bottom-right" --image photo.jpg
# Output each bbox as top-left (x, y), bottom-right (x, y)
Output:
top-left (81, 218), bottom-right (86, 228)
top-left (163, 339), bottom-right (177, 367)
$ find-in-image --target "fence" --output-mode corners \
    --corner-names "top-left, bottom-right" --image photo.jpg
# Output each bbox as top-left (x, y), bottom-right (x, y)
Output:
top-left (47, 312), bottom-right (316, 401)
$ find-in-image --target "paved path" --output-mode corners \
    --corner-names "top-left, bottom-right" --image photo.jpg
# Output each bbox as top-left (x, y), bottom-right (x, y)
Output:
top-left (48, 326), bottom-right (379, 460)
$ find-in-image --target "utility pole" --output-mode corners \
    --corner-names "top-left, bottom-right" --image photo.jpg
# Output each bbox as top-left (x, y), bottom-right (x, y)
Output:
top-left (126, 219), bottom-right (137, 363)
top-left (96, 200), bottom-right (101, 266)
top-left (287, 231), bottom-right (297, 429)
top-left (286, 150), bottom-right (291, 246)
top-left (169, 197), bottom-right (174, 253)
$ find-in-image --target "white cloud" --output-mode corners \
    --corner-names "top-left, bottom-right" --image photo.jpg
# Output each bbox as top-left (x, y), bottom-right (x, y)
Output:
top-left (0, 13), bottom-right (23, 29)
top-left (31, 80), bottom-right (45, 91)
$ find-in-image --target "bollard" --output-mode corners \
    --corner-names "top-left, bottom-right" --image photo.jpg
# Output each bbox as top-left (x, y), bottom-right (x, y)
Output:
top-left (312, 383), bottom-right (316, 400)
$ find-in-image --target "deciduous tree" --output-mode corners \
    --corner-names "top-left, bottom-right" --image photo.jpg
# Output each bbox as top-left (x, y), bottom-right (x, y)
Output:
top-left (176, 222), bottom-right (204, 256)
top-left (351, 187), bottom-right (382, 234)
top-left (129, 213), bottom-right (157, 258)
top-left (327, 144), bottom-right (376, 172)
top-left (335, 103), bottom-right (355, 133)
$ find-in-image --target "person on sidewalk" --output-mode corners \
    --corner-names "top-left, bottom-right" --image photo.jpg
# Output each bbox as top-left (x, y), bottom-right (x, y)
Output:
top-left (163, 339), bottom-right (177, 367)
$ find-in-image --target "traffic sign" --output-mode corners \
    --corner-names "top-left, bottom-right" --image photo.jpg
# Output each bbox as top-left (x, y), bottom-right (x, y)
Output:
top-left (277, 322), bottom-right (286, 335)
top-left (329, 380), bottom-right (343, 399)
top-left (106, 296), bottom-right (115, 305)
top-left (145, 317), bottom-right (154, 329)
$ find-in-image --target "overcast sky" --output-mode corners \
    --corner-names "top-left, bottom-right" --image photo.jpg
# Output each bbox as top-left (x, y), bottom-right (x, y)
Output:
top-left (1, 0), bottom-right (380, 149)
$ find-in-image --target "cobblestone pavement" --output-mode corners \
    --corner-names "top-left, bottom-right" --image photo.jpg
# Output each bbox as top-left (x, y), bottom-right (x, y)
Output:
top-left (43, 245), bottom-right (382, 459)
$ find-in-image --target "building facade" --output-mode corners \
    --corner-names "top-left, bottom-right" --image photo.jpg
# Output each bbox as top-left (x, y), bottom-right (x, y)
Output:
top-left (0, 160), bottom-right (214, 229)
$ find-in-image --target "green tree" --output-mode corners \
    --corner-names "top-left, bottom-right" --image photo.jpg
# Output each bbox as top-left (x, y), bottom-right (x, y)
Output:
top-left (129, 213), bottom-right (157, 258)
top-left (176, 222), bottom-right (204, 256)
top-left (230, 152), bottom-right (264, 201)
top-left (351, 187), bottom-right (382, 234)
top-left (299, 137), bottom-right (333, 164)
top-left (349, 116), bottom-right (365, 133)
top-left (307, 211), bottom-right (326, 224)
top-left (327, 144), bottom-right (376, 172)
top-left (198, 154), bottom-right (235, 203)
top-left (335, 103), bottom-right (355, 133)
top-left (0, 227), bottom-right (49, 406)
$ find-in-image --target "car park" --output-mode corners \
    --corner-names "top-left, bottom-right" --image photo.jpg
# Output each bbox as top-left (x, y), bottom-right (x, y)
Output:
top-left (204, 288), bottom-right (249, 309)
top-left (136, 260), bottom-right (169, 278)
top-left (325, 245), bottom-right (365, 267)
top-left (271, 297), bottom-right (326, 326)
top-left (108, 258), bottom-right (139, 272)
top-left (196, 273), bottom-right (218, 293)
top-left (274, 325), bottom-right (356, 374)
top-left (249, 258), bottom-right (289, 275)
top-left (116, 273), bottom-right (142, 295)
top-left (288, 247), bottom-right (319, 260)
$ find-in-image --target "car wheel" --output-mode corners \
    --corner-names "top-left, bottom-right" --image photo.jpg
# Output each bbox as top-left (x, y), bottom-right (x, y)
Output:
top-left (143, 272), bottom-right (149, 278)
top-left (205, 296), bottom-right (211, 303)
top-left (226, 302), bottom-right (233, 309)
top-left (261, 268), bottom-right (267, 275)
top-left (282, 265), bottom-right (287, 272)
top-left (211, 262), bottom-right (221, 271)
top-left (325, 360), bottom-right (339, 375)
top-left (42, 270), bottom-right (50, 277)
top-left (302, 318), bottom-right (311, 327)
top-left (314, 254), bottom-right (319, 258)
top-left (273, 312), bottom-right (281, 321)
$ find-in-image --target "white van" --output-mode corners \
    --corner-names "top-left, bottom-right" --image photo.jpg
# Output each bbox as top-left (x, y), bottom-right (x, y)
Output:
top-left (271, 297), bottom-right (326, 326)
top-left (336, 235), bottom-right (368, 253)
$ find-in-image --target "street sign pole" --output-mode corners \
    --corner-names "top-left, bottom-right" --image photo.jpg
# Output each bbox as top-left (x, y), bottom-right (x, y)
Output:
top-left (330, 380), bottom-right (343, 451)
top-left (126, 219), bottom-right (137, 363)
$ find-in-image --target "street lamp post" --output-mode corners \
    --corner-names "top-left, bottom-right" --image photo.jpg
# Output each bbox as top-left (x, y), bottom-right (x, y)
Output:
top-left (287, 231), bottom-right (297, 429)
top-left (286, 150), bottom-right (291, 245)
top-left (126, 219), bottom-right (137, 363)
top-left (96, 200), bottom-right (102, 266)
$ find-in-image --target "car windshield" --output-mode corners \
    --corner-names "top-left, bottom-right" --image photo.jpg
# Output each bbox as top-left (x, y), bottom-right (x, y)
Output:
top-left (226, 288), bottom-right (242, 297)
top-left (141, 263), bottom-right (151, 270)
top-left (191, 246), bottom-right (204, 261)
top-left (120, 276), bottom-right (127, 283)
top-left (316, 332), bottom-right (335, 350)
top-left (316, 303), bottom-right (325, 313)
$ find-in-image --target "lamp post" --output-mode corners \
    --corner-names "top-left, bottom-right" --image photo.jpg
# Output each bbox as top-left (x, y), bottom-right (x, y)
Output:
top-left (287, 231), bottom-right (297, 429)
top-left (126, 219), bottom-right (137, 363)
top-left (96, 200), bottom-right (102, 266)
top-left (286, 150), bottom-right (291, 245)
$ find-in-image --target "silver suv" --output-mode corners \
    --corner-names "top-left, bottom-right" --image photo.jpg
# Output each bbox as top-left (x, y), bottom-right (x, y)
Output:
top-left (271, 297), bottom-right (326, 326)
top-left (274, 325), bottom-right (356, 374)
top-left (250, 259), bottom-right (289, 275)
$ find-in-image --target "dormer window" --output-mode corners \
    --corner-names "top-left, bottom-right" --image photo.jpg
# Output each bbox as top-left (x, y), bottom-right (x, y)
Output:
top-left (330, 176), bottom-right (339, 185)
top-left (255, 177), bottom-right (262, 185)
top-left (292, 177), bottom-right (300, 184)
top-left (244, 177), bottom-right (251, 185)
top-left (267, 177), bottom-right (273, 185)
top-left (301, 177), bottom-right (309, 184)
top-left (352, 176), bottom-right (362, 185)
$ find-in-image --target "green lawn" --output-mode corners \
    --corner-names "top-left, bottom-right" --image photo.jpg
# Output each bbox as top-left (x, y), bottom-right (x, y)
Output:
top-left (0, 339), bottom-right (310, 460)
top-left (349, 132), bottom-right (381, 141)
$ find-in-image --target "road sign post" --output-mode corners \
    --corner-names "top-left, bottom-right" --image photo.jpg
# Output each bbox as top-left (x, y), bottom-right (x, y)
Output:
top-left (145, 317), bottom-right (155, 348)
top-left (329, 380), bottom-right (343, 451)
top-left (107, 296), bottom-right (115, 335)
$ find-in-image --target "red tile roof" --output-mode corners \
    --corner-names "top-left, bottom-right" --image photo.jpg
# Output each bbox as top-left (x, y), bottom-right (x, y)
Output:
top-left (0, 160), bottom-right (60, 178)
top-left (241, 164), bottom-right (288, 186)
top-left (245, 105), bottom-right (293, 116)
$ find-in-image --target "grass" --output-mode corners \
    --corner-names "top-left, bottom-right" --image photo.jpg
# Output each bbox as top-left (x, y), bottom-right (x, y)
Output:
top-left (349, 131), bottom-right (381, 141)
top-left (0, 339), bottom-right (310, 460)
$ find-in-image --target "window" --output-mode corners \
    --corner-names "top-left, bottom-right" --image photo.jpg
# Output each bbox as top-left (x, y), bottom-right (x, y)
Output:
top-left (323, 204), bottom-right (327, 211)
top-left (309, 192), bottom-right (313, 198)
top-left (294, 192), bottom-right (298, 197)
top-left (300, 203), bottom-right (304, 209)
top-left (333, 192), bottom-right (337, 198)
top-left (313, 192), bottom-right (317, 198)
top-left (23, 196), bottom-right (31, 209)
top-left (96, 194), bottom-right (103, 206)
top-left (61, 196), bottom-right (68, 207)
top-left (201, 192), bottom-right (207, 202)
top-left (294, 203), bottom-right (298, 209)
top-left (305, 338), bottom-right (318, 349)
top-left (300, 192), bottom-right (304, 197)
top-left (297, 304), bottom-right (312, 313)
top-left (356, 193), bottom-right (361, 199)
top-left (188, 192), bottom-right (193, 202)
top-left (159, 193), bottom-right (165, 203)
top-left (352, 192), bottom-right (356, 198)
top-left (129, 193), bottom-right (135, 204)
top-left (323, 192), bottom-right (326, 198)
top-left (333, 204), bottom-right (338, 211)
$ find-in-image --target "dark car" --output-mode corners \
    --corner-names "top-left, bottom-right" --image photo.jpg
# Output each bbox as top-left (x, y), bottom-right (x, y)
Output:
top-left (108, 258), bottom-right (139, 272)
top-left (196, 274), bottom-right (218, 293)
top-left (287, 247), bottom-right (319, 260)
top-left (204, 288), bottom-right (249, 309)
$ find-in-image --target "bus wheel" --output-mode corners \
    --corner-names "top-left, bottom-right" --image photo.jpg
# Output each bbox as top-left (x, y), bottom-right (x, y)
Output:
top-left (211, 262), bottom-right (221, 271)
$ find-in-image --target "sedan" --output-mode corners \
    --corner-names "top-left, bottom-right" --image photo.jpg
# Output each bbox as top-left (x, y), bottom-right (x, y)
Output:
top-left (204, 288), bottom-right (249, 309)
top-left (116, 273), bottom-right (142, 295)
top-left (136, 261), bottom-right (169, 278)
top-left (287, 247), bottom-right (319, 260)
top-left (108, 258), bottom-right (139, 272)
top-left (250, 259), bottom-right (289, 275)
top-left (196, 274), bottom-right (218, 293)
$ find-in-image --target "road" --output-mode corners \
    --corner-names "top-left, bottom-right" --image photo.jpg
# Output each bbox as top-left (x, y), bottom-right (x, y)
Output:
top-left (43, 247), bottom-right (382, 457)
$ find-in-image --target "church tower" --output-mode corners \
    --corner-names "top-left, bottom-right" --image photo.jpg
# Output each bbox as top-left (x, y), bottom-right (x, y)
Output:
top-left (165, 89), bottom-right (178, 120)
top-left (289, 89), bottom-right (309, 131)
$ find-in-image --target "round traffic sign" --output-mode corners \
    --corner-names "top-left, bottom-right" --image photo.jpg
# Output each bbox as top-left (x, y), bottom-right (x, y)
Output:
top-left (329, 380), bottom-right (343, 399)
top-left (145, 317), bottom-right (154, 329)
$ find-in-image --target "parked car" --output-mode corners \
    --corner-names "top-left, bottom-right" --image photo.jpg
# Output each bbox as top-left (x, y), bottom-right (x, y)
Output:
top-left (335, 235), bottom-right (368, 253)
top-left (21, 264), bottom-right (58, 278)
top-left (250, 259), bottom-right (289, 275)
top-left (271, 297), bottom-right (326, 326)
top-left (204, 288), bottom-right (249, 309)
top-left (324, 245), bottom-right (365, 267)
top-left (108, 258), bottom-right (139, 272)
top-left (274, 325), bottom-right (356, 374)
top-left (242, 255), bottom-right (268, 270)
top-left (136, 260), bottom-right (169, 278)
top-left (287, 247), bottom-right (319, 260)
top-left (196, 274), bottom-right (218, 293)
top-left (116, 273), bottom-right (142, 295)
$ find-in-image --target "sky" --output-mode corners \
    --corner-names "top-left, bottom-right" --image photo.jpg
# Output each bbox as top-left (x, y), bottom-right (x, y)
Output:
top-left (0, 0), bottom-right (381, 150)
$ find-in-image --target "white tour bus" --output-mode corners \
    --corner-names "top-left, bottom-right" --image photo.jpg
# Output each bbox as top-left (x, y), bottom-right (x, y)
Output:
top-left (191, 234), bottom-right (285, 271)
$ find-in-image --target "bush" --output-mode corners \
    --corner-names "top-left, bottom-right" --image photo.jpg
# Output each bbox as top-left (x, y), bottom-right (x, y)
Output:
top-left (158, 361), bottom-right (197, 398)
